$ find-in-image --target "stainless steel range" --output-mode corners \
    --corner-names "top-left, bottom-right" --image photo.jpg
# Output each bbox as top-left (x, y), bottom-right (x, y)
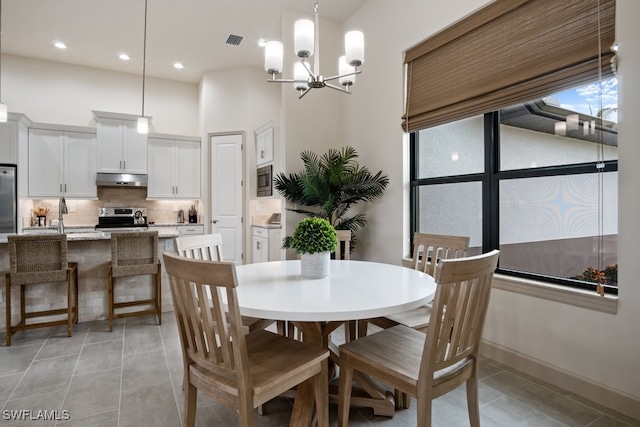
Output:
top-left (96, 207), bottom-right (148, 231)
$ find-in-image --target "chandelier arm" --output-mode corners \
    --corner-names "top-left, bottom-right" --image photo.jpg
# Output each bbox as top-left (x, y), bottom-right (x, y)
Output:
top-left (324, 70), bottom-right (362, 82)
top-left (324, 83), bottom-right (352, 94)
top-left (268, 78), bottom-right (296, 83)
top-left (301, 60), bottom-right (315, 78)
top-left (298, 88), bottom-right (312, 99)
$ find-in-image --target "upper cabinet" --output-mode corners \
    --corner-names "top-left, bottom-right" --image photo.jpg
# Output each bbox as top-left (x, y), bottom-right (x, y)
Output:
top-left (254, 121), bottom-right (277, 166)
top-left (28, 125), bottom-right (97, 199)
top-left (93, 111), bottom-right (148, 174)
top-left (147, 134), bottom-right (201, 199)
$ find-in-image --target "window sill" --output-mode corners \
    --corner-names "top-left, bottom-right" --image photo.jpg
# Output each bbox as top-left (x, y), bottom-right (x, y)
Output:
top-left (492, 274), bottom-right (618, 314)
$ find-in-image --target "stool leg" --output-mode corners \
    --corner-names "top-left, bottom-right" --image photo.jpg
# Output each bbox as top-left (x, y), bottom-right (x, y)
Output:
top-left (67, 270), bottom-right (73, 337)
top-left (156, 264), bottom-right (162, 326)
top-left (74, 266), bottom-right (79, 324)
top-left (108, 267), bottom-right (114, 332)
top-left (20, 284), bottom-right (26, 324)
top-left (5, 275), bottom-right (11, 346)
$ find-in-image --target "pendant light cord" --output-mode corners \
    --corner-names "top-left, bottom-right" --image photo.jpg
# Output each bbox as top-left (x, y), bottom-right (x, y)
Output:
top-left (141, 0), bottom-right (148, 118)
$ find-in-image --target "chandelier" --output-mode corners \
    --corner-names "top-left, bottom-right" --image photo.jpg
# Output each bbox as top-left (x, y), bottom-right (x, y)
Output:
top-left (264, 1), bottom-right (364, 99)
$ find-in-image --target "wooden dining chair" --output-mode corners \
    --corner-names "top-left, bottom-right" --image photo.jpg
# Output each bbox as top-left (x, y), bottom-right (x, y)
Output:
top-left (162, 251), bottom-right (329, 427)
top-left (335, 229), bottom-right (352, 260)
top-left (360, 232), bottom-right (470, 336)
top-left (338, 250), bottom-right (500, 426)
top-left (174, 233), bottom-right (276, 334)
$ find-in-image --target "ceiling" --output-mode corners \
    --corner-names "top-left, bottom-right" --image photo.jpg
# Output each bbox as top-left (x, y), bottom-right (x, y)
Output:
top-left (2, 0), bottom-right (369, 84)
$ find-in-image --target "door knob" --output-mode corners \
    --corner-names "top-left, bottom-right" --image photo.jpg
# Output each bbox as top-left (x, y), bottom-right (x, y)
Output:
top-left (212, 219), bottom-right (218, 224)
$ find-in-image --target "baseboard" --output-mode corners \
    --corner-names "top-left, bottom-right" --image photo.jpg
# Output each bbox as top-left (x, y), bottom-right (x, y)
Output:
top-left (480, 340), bottom-right (640, 422)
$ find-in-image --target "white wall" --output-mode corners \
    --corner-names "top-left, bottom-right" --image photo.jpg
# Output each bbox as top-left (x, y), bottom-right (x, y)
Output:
top-left (340, 0), bottom-right (640, 414)
top-left (340, 0), bottom-right (491, 262)
top-left (3, 54), bottom-right (198, 135)
top-left (198, 66), bottom-right (281, 257)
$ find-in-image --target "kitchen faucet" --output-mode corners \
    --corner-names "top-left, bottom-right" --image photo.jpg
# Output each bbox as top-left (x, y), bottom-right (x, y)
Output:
top-left (58, 197), bottom-right (68, 233)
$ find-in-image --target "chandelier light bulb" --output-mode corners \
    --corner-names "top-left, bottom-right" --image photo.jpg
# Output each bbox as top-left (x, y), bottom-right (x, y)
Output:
top-left (264, 41), bottom-right (284, 74)
top-left (338, 56), bottom-right (355, 86)
top-left (345, 30), bottom-right (364, 66)
top-left (293, 62), bottom-right (309, 91)
top-left (294, 19), bottom-right (315, 58)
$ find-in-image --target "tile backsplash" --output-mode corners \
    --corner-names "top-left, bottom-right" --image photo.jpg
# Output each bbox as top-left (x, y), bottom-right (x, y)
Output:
top-left (29, 187), bottom-right (200, 226)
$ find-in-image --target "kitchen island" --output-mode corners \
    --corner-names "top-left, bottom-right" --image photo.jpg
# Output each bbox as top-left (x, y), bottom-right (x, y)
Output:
top-left (0, 228), bottom-right (179, 335)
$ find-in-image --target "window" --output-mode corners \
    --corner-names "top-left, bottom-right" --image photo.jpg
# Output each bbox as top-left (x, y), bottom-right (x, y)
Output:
top-left (410, 79), bottom-right (618, 293)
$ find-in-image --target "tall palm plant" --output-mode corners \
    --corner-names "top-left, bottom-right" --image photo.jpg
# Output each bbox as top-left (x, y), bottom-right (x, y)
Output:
top-left (274, 146), bottom-right (389, 248)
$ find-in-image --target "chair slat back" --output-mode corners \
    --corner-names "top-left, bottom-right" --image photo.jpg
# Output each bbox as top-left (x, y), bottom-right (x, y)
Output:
top-left (335, 230), bottom-right (352, 260)
top-left (411, 233), bottom-right (470, 276)
top-left (163, 252), bottom-right (250, 384)
top-left (419, 250), bottom-right (499, 383)
top-left (175, 233), bottom-right (224, 261)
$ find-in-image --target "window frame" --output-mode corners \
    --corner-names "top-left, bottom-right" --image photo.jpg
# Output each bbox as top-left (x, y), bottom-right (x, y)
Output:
top-left (409, 111), bottom-right (619, 295)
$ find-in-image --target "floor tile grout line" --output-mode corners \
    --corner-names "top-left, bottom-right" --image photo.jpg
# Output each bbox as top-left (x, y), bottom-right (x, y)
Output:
top-left (117, 321), bottom-right (126, 427)
top-left (487, 369), bottom-right (605, 426)
top-left (158, 318), bottom-right (184, 426)
top-left (55, 328), bottom-right (90, 426)
top-left (2, 333), bottom-right (48, 409)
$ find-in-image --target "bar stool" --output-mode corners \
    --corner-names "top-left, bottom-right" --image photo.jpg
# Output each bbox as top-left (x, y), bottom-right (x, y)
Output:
top-left (108, 230), bottom-right (162, 331)
top-left (5, 234), bottom-right (79, 346)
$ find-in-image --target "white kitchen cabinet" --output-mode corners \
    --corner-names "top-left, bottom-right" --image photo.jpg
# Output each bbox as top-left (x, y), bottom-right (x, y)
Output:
top-left (177, 224), bottom-right (204, 235)
top-left (28, 127), bottom-right (97, 198)
top-left (94, 112), bottom-right (148, 174)
top-left (252, 226), bottom-right (282, 263)
top-left (147, 134), bottom-right (201, 199)
top-left (254, 121), bottom-right (276, 166)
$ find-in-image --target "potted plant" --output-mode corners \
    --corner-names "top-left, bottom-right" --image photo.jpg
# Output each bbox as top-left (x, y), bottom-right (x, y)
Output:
top-left (274, 146), bottom-right (389, 253)
top-left (290, 217), bottom-right (338, 279)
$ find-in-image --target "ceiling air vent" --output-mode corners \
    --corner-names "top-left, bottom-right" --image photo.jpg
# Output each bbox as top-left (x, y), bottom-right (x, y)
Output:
top-left (226, 34), bottom-right (244, 46)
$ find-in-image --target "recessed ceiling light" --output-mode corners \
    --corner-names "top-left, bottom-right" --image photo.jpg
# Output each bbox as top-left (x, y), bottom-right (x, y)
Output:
top-left (173, 62), bottom-right (184, 69)
top-left (258, 39), bottom-right (268, 47)
top-left (119, 53), bottom-right (130, 61)
top-left (54, 42), bottom-right (67, 49)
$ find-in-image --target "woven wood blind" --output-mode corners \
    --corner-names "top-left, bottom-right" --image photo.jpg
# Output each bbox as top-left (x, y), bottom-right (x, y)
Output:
top-left (402, 0), bottom-right (616, 132)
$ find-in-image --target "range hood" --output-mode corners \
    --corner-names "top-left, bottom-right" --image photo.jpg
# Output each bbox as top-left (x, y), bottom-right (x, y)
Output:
top-left (96, 173), bottom-right (148, 187)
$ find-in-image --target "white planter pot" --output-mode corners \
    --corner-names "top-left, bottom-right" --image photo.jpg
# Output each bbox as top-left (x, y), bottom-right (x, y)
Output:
top-left (300, 251), bottom-right (330, 279)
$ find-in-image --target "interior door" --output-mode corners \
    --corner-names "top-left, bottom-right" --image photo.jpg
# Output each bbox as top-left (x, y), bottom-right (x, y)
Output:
top-left (210, 133), bottom-right (243, 263)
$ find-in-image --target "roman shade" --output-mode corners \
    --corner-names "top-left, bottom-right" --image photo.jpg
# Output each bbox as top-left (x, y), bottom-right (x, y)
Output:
top-left (402, 0), bottom-right (616, 132)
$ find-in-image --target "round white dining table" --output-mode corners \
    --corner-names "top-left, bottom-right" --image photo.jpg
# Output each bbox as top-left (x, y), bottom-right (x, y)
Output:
top-left (234, 259), bottom-right (437, 422)
top-left (234, 259), bottom-right (437, 322)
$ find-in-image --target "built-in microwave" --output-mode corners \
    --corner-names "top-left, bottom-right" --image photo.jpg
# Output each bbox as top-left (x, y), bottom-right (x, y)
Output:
top-left (257, 164), bottom-right (273, 197)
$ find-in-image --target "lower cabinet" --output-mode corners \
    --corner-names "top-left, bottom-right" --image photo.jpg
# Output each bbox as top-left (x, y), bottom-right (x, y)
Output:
top-left (252, 226), bottom-right (282, 263)
top-left (177, 224), bottom-right (204, 236)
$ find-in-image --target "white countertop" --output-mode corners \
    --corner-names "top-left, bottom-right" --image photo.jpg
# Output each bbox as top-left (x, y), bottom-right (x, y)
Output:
top-left (252, 223), bottom-right (282, 229)
top-left (1, 227), bottom-right (179, 244)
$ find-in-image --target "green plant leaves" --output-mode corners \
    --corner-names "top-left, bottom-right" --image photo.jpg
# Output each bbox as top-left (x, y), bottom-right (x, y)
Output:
top-left (273, 146), bottom-right (389, 251)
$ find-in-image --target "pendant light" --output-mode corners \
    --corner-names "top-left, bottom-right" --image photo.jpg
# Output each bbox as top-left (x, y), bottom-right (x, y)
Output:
top-left (137, 0), bottom-right (149, 133)
top-left (0, 0), bottom-right (7, 122)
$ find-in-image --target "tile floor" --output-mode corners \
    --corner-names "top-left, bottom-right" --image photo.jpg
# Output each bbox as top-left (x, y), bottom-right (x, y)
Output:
top-left (1, 313), bottom-right (638, 427)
